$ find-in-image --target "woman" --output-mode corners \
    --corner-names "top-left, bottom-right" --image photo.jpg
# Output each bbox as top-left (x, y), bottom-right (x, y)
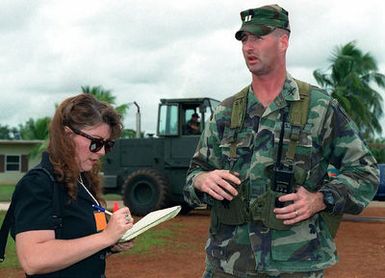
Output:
top-left (11, 93), bottom-right (133, 277)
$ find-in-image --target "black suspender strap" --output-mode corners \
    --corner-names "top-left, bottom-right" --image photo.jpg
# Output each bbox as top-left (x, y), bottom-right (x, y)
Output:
top-left (37, 167), bottom-right (63, 238)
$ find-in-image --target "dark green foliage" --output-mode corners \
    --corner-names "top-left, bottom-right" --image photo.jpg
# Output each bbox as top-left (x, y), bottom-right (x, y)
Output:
top-left (313, 41), bottom-right (385, 140)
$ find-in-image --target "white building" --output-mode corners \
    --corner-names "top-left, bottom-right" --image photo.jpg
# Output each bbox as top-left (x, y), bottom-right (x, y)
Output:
top-left (0, 140), bottom-right (43, 185)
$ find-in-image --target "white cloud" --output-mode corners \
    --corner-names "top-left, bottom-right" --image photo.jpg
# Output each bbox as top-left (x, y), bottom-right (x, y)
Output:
top-left (0, 0), bottom-right (384, 136)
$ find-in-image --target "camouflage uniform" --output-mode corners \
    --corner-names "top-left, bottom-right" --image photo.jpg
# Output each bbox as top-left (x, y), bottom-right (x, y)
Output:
top-left (184, 74), bottom-right (379, 277)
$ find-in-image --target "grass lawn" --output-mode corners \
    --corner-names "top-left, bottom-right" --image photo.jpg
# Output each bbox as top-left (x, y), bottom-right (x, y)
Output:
top-left (104, 193), bottom-right (122, 201)
top-left (0, 185), bottom-right (15, 202)
top-left (0, 211), bottom-right (19, 268)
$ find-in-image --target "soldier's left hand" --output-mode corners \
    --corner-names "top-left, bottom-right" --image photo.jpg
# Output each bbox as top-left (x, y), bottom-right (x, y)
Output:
top-left (273, 186), bottom-right (326, 225)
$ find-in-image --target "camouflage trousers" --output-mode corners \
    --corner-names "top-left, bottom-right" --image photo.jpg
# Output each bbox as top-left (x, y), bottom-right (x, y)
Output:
top-left (202, 268), bottom-right (324, 278)
top-left (203, 269), bottom-right (324, 278)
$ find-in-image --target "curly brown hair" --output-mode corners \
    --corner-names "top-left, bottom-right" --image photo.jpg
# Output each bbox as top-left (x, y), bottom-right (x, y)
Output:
top-left (47, 93), bottom-right (122, 204)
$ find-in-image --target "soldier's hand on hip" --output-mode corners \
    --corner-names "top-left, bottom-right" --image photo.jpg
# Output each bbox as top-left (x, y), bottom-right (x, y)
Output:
top-left (274, 186), bottom-right (326, 225)
top-left (193, 170), bottom-right (241, 201)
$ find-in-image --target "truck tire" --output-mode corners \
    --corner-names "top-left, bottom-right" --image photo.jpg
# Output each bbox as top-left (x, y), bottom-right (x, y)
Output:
top-left (122, 168), bottom-right (169, 216)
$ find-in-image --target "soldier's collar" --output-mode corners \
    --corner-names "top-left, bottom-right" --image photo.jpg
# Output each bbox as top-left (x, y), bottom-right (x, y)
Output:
top-left (282, 73), bottom-right (300, 102)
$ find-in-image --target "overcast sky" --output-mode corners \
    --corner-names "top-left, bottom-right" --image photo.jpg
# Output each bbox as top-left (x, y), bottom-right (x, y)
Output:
top-left (1, 0), bottom-right (384, 136)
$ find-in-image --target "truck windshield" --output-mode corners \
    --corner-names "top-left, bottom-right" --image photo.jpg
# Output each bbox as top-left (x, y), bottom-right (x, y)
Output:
top-left (158, 104), bottom-right (178, 136)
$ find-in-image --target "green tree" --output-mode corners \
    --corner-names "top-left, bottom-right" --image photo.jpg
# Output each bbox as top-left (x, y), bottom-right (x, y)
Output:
top-left (0, 124), bottom-right (13, 139)
top-left (81, 85), bottom-right (129, 121)
top-left (23, 86), bottom-right (136, 159)
top-left (313, 41), bottom-right (385, 139)
top-left (368, 138), bottom-right (385, 163)
top-left (19, 117), bottom-right (50, 140)
top-left (17, 117), bottom-right (50, 157)
top-left (81, 85), bottom-right (139, 138)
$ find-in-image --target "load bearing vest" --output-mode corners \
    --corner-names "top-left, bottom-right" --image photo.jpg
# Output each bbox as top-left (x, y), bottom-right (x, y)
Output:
top-left (212, 80), bottom-right (342, 237)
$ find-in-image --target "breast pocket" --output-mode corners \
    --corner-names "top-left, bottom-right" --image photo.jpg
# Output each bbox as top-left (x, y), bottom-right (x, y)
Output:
top-left (219, 129), bottom-right (254, 170)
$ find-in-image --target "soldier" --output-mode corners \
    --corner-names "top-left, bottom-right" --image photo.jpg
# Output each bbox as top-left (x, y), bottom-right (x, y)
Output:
top-left (185, 112), bottom-right (201, 135)
top-left (184, 4), bottom-right (379, 278)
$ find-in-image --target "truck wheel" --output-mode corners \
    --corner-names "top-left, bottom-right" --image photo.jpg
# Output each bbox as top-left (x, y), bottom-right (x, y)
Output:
top-left (122, 168), bottom-right (169, 216)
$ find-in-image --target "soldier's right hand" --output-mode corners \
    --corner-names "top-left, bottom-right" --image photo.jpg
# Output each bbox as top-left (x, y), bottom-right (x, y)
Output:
top-left (193, 170), bottom-right (241, 201)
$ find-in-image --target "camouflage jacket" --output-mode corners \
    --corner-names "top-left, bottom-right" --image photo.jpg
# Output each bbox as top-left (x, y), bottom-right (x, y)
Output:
top-left (184, 74), bottom-right (379, 275)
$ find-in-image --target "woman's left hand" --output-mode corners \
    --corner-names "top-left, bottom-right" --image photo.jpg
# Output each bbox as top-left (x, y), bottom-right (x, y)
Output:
top-left (108, 240), bottom-right (135, 255)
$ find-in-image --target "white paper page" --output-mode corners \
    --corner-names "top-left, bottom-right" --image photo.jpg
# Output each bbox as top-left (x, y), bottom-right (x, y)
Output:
top-left (119, 205), bottom-right (181, 242)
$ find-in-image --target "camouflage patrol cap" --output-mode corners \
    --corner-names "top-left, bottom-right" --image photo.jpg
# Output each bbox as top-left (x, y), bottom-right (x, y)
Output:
top-left (235, 4), bottom-right (290, 40)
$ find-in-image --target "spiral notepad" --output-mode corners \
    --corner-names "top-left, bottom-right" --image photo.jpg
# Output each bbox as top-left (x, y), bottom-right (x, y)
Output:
top-left (119, 205), bottom-right (181, 242)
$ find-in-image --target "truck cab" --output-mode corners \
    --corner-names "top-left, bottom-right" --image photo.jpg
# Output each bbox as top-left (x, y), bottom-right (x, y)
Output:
top-left (103, 97), bottom-right (220, 215)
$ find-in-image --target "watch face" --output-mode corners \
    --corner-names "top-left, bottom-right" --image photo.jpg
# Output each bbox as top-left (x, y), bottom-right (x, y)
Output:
top-left (325, 192), bottom-right (335, 205)
top-left (324, 191), bottom-right (336, 212)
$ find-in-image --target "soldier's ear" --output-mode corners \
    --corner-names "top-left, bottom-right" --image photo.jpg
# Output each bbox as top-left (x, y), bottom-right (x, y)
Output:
top-left (279, 34), bottom-right (289, 52)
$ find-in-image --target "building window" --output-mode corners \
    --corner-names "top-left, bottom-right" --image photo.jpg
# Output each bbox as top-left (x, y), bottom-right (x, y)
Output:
top-left (6, 155), bottom-right (20, 171)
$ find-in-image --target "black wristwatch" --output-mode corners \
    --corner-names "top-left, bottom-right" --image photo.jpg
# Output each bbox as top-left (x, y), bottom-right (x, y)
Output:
top-left (321, 189), bottom-right (337, 213)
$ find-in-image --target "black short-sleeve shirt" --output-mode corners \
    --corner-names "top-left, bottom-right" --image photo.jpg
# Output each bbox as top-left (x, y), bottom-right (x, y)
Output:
top-left (11, 153), bottom-right (107, 278)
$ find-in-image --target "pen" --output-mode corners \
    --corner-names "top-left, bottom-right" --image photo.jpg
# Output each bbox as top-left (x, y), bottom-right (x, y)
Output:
top-left (92, 204), bottom-right (113, 216)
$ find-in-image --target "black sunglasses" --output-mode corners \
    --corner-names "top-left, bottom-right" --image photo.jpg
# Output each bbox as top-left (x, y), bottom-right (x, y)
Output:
top-left (68, 126), bottom-right (115, 153)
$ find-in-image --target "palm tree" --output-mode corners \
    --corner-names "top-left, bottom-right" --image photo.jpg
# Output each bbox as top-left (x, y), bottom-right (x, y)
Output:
top-left (368, 137), bottom-right (385, 163)
top-left (24, 86), bottom-right (135, 159)
top-left (18, 117), bottom-right (50, 157)
top-left (81, 85), bottom-right (129, 121)
top-left (19, 117), bottom-right (50, 140)
top-left (313, 41), bottom-right (385, 139)
top-left (0, 124), bottom-right (12, 139)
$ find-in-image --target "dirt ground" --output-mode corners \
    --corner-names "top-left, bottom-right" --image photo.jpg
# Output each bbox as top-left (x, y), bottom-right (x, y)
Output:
top-left (1, 205), bottom-right (384, 278)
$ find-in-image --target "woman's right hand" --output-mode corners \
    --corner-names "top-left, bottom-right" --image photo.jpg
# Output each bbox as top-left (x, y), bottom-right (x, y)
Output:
top-left (103, 207), bottom-right (134, 244)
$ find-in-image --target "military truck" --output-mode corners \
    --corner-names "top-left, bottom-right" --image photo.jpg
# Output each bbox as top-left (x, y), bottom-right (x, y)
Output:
top-left (102, 97), bottom-right (220, 215)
